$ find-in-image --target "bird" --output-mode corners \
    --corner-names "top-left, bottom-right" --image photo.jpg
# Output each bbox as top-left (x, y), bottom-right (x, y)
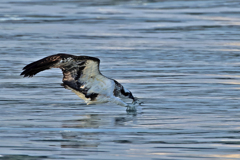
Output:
top-left (20, 53), bottom-right (140, 111)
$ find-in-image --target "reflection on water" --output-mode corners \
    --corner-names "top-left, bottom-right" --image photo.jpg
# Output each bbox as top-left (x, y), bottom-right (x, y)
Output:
top-left (1, 0), bottom-right (240, 159)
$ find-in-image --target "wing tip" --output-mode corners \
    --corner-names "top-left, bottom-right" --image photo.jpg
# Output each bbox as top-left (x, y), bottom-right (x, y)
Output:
top-left (20, 69), bottom-right (36, 77)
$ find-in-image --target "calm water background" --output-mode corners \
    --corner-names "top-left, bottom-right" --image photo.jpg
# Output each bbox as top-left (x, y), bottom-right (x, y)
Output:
top-left (1, 0), bottom-right (240, 159)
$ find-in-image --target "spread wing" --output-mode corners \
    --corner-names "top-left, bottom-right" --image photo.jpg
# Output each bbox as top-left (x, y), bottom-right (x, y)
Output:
top-left (20, 53), bottom-right (101, 92)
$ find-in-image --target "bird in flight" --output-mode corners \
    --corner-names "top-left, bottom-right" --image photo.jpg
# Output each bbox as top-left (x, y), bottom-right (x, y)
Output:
top-left (20, 53), bottom-right (140, 111)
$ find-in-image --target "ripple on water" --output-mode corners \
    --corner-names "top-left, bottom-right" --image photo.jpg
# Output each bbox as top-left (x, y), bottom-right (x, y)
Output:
top-left (1, 0), bottom-right (240, 159)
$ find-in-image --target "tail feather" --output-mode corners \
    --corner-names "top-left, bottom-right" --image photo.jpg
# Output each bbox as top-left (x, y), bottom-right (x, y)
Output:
top-left (20, 53), bottom-right (73, 77)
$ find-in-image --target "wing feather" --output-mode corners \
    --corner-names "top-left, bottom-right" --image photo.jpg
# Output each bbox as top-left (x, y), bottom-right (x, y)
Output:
top-left (21, 53), bottom-right (100, 81)
top-left (20, 53), bottom-right (74, 77)
top-left (21, 53), bottom-right (102, 99)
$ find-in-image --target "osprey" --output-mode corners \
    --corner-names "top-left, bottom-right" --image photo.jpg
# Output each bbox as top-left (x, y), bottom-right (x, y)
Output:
top-left (20, 53), bottom-right (140, 111)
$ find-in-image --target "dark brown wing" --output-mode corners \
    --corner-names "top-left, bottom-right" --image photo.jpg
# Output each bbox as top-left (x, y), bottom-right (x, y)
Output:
top-left (20, 53), bottom-right (74, 77)
top-left (21, 53), bottom-right (101, 92)
top-left (20, 53), bottom-right (100, 77)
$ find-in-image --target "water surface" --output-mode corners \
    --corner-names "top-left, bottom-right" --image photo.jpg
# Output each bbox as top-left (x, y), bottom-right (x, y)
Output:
top-left (1, 0), bottom-right (240, 159)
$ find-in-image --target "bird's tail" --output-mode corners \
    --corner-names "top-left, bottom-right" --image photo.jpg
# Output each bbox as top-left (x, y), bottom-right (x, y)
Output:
top-left (20, 54), bottom-right (73, 77)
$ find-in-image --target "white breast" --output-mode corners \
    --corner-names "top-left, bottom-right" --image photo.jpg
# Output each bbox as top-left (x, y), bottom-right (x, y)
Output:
top-left (87, 75), bottom-right (114, 95)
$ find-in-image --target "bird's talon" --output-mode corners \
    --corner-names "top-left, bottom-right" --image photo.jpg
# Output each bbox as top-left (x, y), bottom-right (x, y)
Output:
top-left (126, 105), bottom-right (136, 111)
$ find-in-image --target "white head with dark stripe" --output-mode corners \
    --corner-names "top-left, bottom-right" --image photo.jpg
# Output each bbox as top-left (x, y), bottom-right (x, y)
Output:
top-left (113, 80), bottom-right (136, 101)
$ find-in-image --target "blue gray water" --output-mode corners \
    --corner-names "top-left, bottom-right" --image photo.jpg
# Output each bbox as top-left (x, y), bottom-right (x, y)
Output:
top-left (1, 0), bottom-right (240, 159)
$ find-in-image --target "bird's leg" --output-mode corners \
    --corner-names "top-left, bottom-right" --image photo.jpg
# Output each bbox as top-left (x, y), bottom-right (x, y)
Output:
top-left (111, 97), bottom-right (128, 107)
top-left (110, 97), bottom-right (136, 111)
